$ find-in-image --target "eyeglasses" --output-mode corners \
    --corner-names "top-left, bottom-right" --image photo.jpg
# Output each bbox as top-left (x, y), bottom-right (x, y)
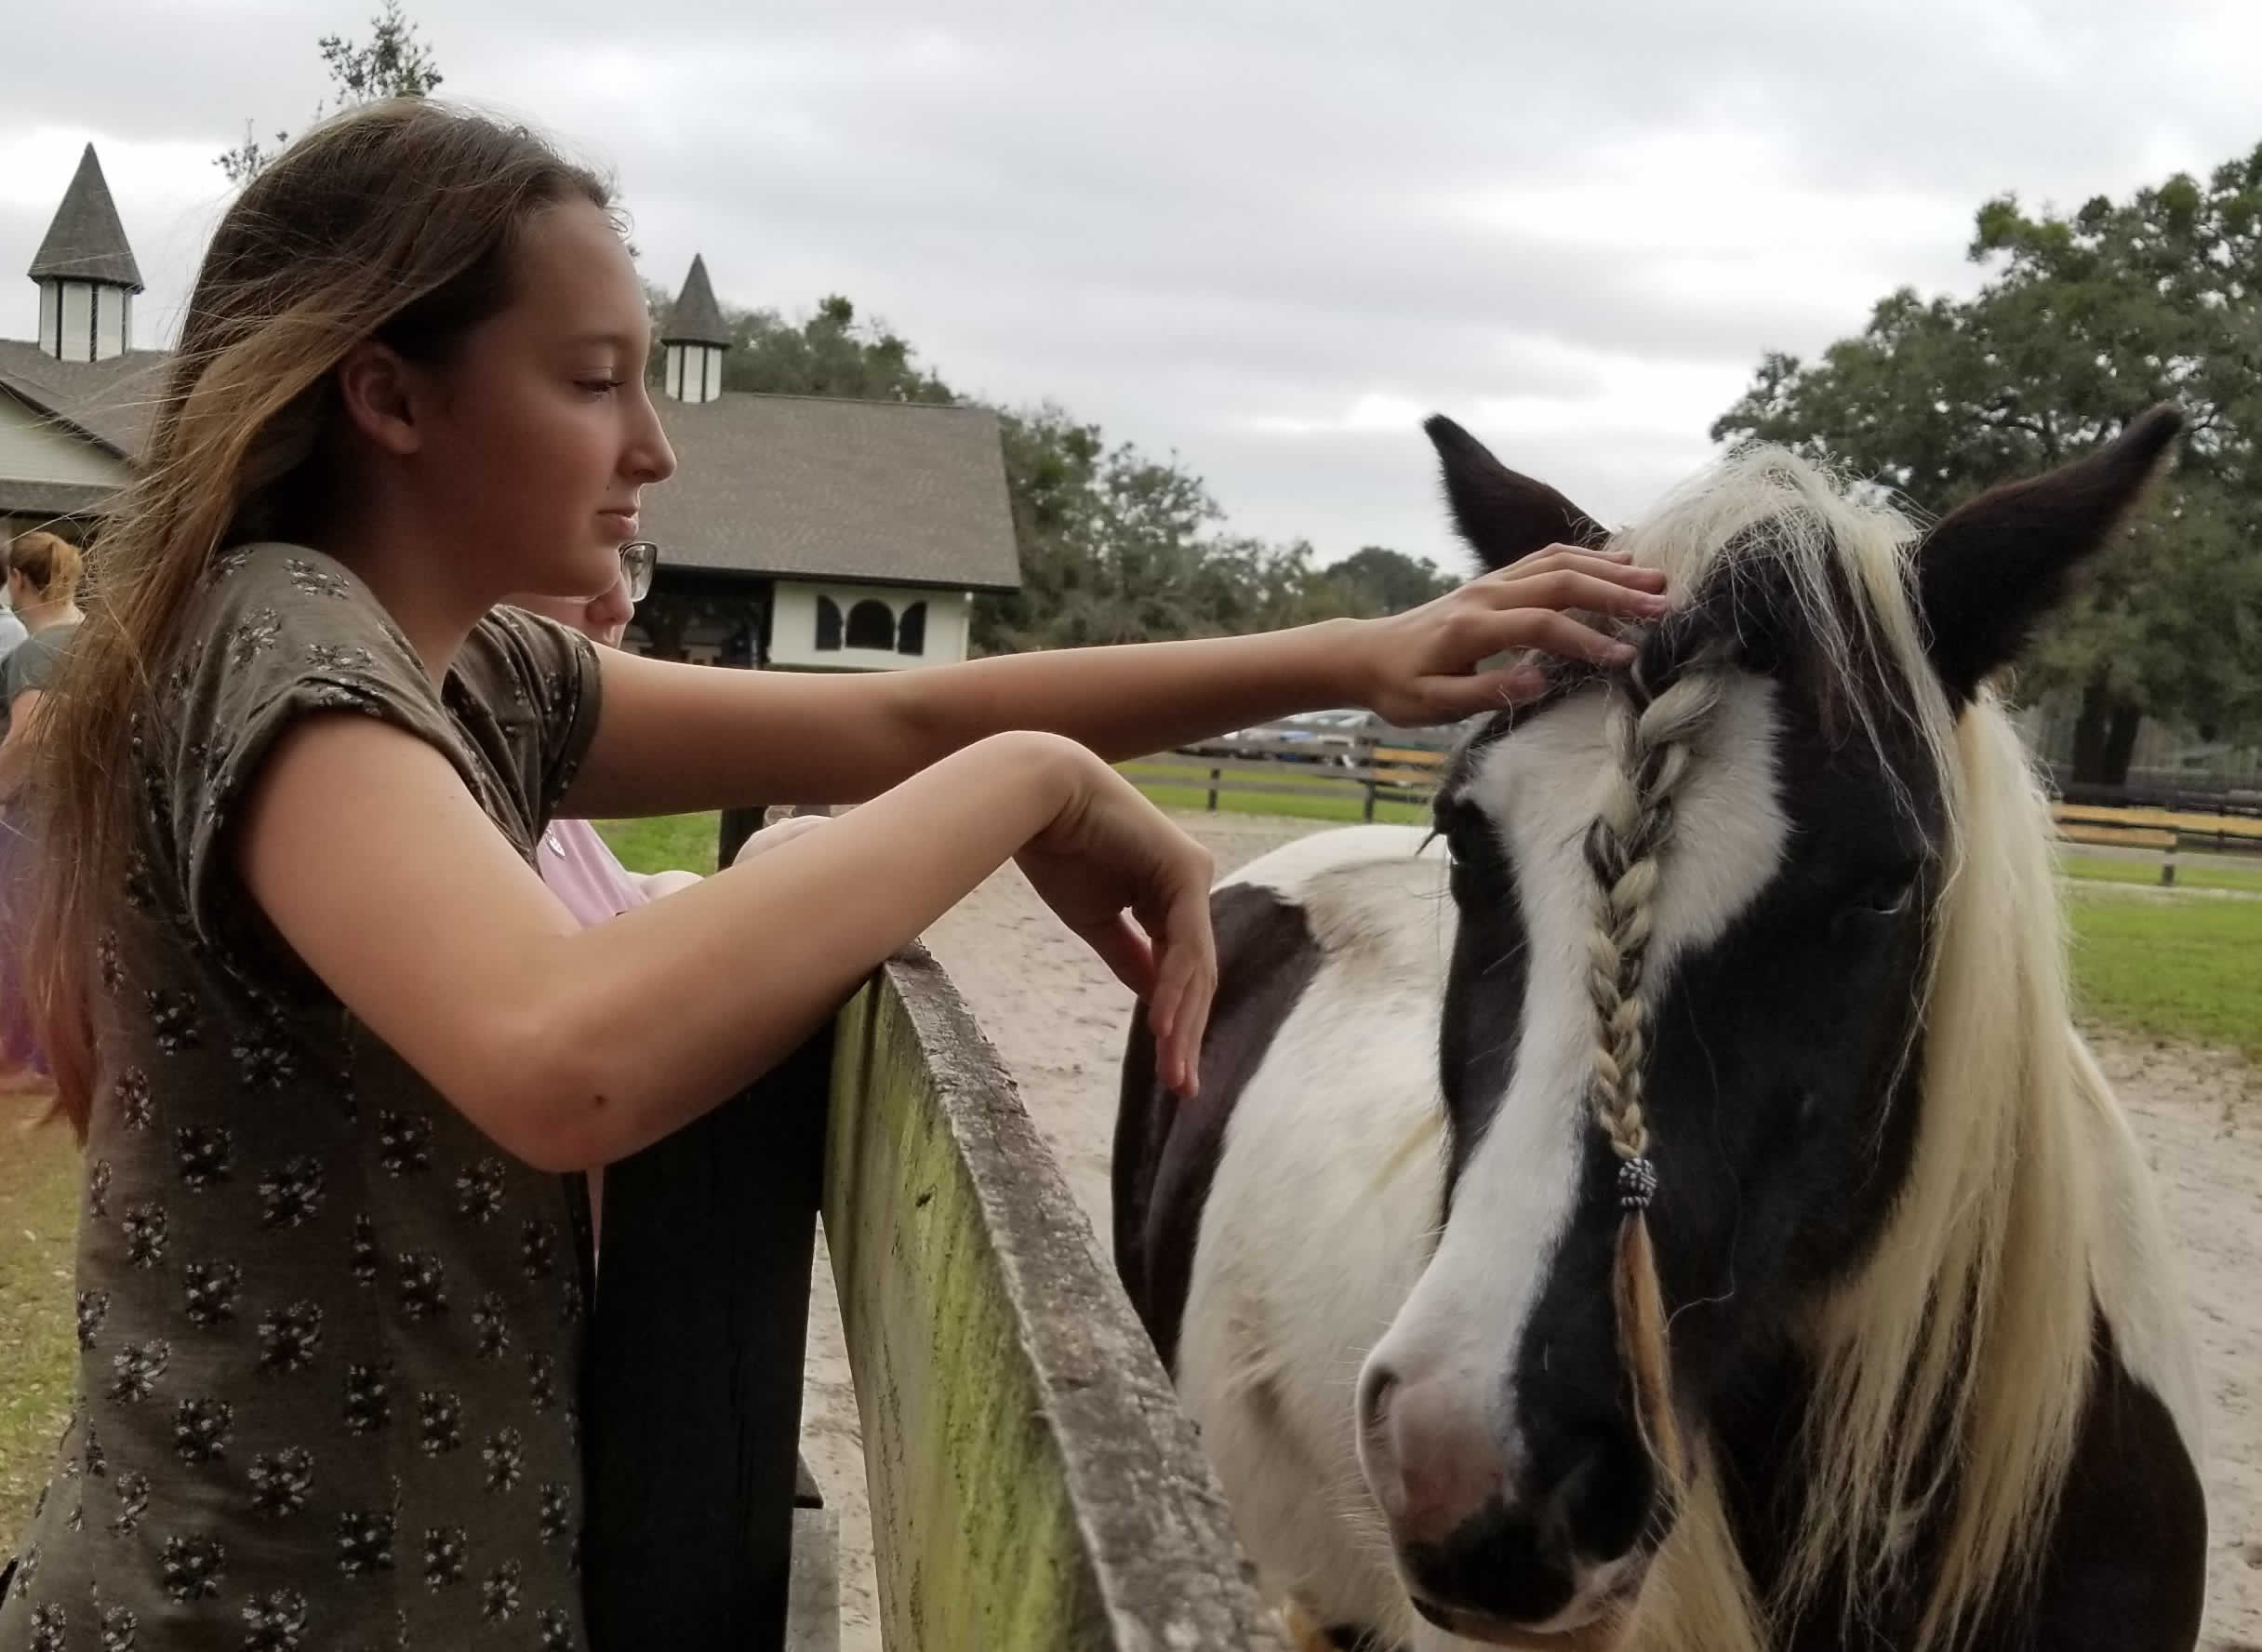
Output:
top-left (619, 540), bottom-right (659, 604)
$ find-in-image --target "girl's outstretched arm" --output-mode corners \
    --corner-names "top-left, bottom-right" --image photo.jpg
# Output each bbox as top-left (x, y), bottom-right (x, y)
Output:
top-left (240, 720), bottom-right (1215, 1173)
top-left (563, 546), bottom-right (1667, 818)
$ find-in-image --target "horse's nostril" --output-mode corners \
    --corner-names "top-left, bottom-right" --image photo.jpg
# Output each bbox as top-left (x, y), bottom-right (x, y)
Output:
top-left (1357, 1364), bottom-right (1399, 1435)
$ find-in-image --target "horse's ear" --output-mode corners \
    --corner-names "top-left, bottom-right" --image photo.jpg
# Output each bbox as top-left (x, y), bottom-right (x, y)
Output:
top-left (1425, 414), bottom-right (1609, 571)
top-left (1914, 405), bottom-right (2182, 702)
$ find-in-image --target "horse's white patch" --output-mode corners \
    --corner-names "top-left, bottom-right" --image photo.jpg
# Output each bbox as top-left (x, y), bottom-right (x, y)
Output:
top-left (1360, 679), bottom-right (1790, 1501)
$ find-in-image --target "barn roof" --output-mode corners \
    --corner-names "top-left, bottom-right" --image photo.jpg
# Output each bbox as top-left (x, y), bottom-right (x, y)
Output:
top-left (0, 340), bottom-right (167, 458)
top-left (645, 393), bottom-right (1020, 593)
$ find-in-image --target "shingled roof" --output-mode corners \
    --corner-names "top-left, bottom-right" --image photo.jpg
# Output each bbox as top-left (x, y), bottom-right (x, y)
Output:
top-left (28, 145), bottom-right (143, 291)
top-left (661, 255), bottom-right (731, 347)
top-left (0, 340), bottom-right (168, 459)
top-left (642, 394), bottom-right (1020, 592)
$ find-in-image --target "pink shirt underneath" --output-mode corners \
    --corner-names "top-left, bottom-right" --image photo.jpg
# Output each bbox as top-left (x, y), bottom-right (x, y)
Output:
top-left (537, 816), bottom-right (649, 927)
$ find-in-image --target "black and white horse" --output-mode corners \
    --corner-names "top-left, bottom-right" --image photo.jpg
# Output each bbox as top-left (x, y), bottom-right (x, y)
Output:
top-left (1115, 411), bottom-right (2207, 1652)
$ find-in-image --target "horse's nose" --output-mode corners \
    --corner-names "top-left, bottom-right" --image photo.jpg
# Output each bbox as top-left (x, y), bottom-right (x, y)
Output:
top-left (1397, 1426), bottom-right (1635, 1630)
top-left (1357, 1362), bottom-right (1507, 1544)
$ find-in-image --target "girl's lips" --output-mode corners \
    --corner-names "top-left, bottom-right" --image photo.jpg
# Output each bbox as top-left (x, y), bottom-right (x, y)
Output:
top-left (598, 510), bottom-right (639, 538)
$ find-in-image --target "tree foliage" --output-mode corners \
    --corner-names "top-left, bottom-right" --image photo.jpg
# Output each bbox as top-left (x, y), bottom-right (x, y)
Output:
top-left (218, 0), bottom-right (444, 184)
top-left (1714, 144), bottom-right (2262, 782)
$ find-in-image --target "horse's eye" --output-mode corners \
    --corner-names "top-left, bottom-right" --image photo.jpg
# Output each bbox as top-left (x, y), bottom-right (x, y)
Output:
top-left (1856, 876), bottom-right (1917, 917)
top-left (1436, 803), bottom-right (1483, 864)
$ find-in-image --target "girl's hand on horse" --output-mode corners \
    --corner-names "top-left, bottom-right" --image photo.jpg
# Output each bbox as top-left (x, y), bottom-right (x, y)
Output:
top-left (1350, 545), bottom-right (1668, 726)
top-left (1013, 752), bottom-right (1217, 1098)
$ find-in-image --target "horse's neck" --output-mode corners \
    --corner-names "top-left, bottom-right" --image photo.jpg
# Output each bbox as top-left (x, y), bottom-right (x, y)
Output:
top-left (1694, 1032), bottom-right (2199, 1652)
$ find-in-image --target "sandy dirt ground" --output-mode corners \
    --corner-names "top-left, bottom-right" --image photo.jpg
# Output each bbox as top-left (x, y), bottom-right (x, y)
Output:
top-left (798, 812), bottom-right (2262, 1652)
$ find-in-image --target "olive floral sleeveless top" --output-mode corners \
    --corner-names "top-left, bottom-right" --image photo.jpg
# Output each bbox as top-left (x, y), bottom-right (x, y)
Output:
top-left (0, 545), bottom-right (603, 1652)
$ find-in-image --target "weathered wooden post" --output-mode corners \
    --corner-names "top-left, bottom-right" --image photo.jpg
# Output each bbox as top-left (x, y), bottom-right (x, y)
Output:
top-left (582, 944), bottom-right (1284, 1651)
top-left (580, 1028), bottom-right (832, 1651)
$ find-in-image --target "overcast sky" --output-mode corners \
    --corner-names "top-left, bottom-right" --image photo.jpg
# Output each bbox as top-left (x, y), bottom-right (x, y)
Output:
top-left (4, 0), bottom-right (2259, 574)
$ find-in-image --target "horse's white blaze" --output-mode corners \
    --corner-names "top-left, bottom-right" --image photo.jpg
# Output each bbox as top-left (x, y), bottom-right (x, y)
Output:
top-left (1359, 682), bottom-right (1790, 1517)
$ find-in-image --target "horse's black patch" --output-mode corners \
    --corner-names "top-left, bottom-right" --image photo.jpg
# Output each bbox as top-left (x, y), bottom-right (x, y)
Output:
top-left (1114, 882), bottom-right (1321, 1374)
top-left (1433, 789), bottom-right (1528, 1208)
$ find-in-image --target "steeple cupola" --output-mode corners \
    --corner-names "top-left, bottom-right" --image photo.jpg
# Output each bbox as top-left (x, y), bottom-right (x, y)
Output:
top-left (660, 254), bottom-right (730, 404)
top-left (29, 144), bottom-right (143, 364)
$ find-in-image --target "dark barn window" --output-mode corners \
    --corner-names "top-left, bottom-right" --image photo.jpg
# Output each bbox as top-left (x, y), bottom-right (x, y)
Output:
top-left (897, 602), bottom-right (927, 656)
top-left (815, 595), bottom-right (843, 651)
top-left (845, 599), bottom-right (896, 651)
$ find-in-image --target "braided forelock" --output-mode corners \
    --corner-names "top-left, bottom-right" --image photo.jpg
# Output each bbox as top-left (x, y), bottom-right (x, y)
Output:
top-left (1579, 635), bottom-right (1732, 1499)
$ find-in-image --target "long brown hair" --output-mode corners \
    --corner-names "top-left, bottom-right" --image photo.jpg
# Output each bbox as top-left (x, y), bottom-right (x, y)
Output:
top-left (23, 101), bottom-right (609, 1137)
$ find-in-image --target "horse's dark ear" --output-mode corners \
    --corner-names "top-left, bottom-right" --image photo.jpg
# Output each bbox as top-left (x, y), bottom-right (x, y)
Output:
top-left (1914, 405), bottom-right (2181, 703)
top-left (1425, 414), bottom-right (1608, 571)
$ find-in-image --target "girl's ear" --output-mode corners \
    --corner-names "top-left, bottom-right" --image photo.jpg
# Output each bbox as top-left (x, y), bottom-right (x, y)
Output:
top-left (336, 340), bottom-right (426, 458)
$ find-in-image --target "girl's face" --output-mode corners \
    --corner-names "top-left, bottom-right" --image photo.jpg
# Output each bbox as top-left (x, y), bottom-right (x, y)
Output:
top-left (408, 199), bottom-right (677, 606)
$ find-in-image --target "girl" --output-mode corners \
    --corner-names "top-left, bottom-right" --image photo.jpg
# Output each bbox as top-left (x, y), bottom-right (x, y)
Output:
top-left (0, 529), bottom-right (85, 1089)
top-left (0, 530), bottom-right (86, 757)
top-left (0, 100), bottom-right (1663, 1649)
top-left (511, 546), bottom-right (711, 926)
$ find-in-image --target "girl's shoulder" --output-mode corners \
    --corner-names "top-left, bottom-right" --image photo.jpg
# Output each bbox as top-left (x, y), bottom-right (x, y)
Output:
top-left (158, 543), bottom-right (437, 750)
top-left (177, 543), bottom-right (595, 733)
top-left (155, 543), bottom-right (600, 857)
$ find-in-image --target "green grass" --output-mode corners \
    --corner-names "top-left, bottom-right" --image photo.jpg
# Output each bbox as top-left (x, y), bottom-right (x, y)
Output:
top-left (594, 814), bottom-right (721, 877)
top-left (2061, 852), bottom-right (2262, 895)
top-left (2068, 886), bottom-right (2262, 1060)
top-left (0, 1093), bottom-right (82, 1543)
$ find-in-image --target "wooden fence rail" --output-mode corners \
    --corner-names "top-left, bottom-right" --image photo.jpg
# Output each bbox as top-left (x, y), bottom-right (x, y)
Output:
top-left (583, 948), bottom-right (1282, 1652)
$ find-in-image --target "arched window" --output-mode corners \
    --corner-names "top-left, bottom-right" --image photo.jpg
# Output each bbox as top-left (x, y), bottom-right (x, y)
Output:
top-left (815, 595), bottom-right (843, 651)
top-left (897, 601), bottom-right (928, 656)
top-left (845, 599), bottom-right (896, 651)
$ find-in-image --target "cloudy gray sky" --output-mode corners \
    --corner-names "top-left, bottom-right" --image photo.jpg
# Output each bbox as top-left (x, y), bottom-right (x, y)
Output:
top-left (5, 0), bottom-right (2258, 574)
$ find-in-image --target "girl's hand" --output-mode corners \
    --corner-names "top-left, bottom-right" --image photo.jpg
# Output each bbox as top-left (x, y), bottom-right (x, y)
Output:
top-left (1348, 545), bottom-right (1669, 726)
top-left (730, 813), bottom-right (831, 865)
top-left (1014, 752), bottom-right (1217, 1098)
